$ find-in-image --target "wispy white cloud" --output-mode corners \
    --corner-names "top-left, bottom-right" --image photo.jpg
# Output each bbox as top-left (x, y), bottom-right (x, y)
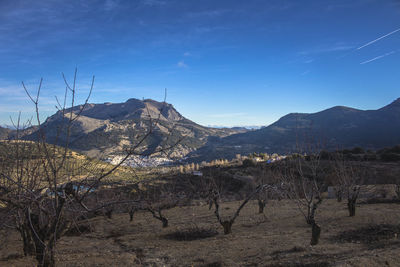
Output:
top-left (323, 45), bottom-right (356, 52)
top-left (324, 0), bottom-right (376, 11)
top-left (183, 52), bottom-right (191, 57)
top-left (185, 9), bottom-right (229, 19)
top-left (360, 50), bottom-right (396, 64)
top-left (104, 0), bottom-right (120, 11)
top-left (0, 76), bottom-right (90, 121)
top-left (0, 85), bottom-right (25, 97)
top-left (193, 26), bottom-right (228, 34)
top-left (142, 0), bottom-right (166, 6)
top-left (357, 27), bottom-right (400, 50)
top-left (299, 44), bottom-right (355, 55)
top-left (177, 61), bottom-right (188, 68)
top-left (301, 70), bottom-right (310, 76)
top-left (0, 1), bottom-right (98, 62)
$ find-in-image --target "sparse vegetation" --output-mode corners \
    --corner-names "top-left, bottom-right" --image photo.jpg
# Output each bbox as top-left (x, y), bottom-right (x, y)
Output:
top-left (1, 1), bottom-right (400, 266)
top-left (0, 71), bottom-right (180, 266)
top-left (164, 225), bottom-right (218, 241)
top-left (279, 152), bottom-right (325, 246)
top-left (333, 152), bottom-right (365, 217)
top-left (0, 75), bottom-right (399, 267)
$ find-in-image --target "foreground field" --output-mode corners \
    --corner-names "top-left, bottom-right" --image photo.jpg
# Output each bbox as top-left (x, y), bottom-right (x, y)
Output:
top-left (1, 199), bottom-right (400, 266)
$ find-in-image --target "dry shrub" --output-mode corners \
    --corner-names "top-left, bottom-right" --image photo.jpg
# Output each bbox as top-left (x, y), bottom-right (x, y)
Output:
top-left (0, 253), bottom-right (24, 261)
top-left (64, 222), bottom-right (94, 236)
top-left (271, 246), bottom-right (306, 256)
top-left (334, 224), bottom-right (400, 244)
top-left (201, 262), bottom-right (225, 267)
top-left (361, 198), bottom-right (400, 204)
top-left (164, 225), bottom-right (218, 241)
top-left (266, 263), bottom-right (329, 267)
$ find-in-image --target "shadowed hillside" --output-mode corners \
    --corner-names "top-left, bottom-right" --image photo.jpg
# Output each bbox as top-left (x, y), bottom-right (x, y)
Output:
top-left (0, 126), bottom-right (10, 140)
top-left (188, 98), bottom-right (400, 162)
top-left (21, 98), bottom-right (245, 159)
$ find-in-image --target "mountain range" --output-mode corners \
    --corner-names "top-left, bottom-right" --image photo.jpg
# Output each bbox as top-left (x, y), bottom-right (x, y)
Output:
top-left (2, 98), bottom-right (400, 164)
top-left (18, 98), bottom-right (245, 159)
top-left (188, 98), bottom-right (400, 162)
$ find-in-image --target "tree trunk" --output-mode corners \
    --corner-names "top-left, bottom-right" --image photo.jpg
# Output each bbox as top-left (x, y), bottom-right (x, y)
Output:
top-left (306, 205), bottom-right (314, 225)
top-left (129, 209), bottom-right (135, 222)
top-left (396, 185), bottom-right (400, 200)
top-left (221, 221), bottom-right (233, 235)
top-left (208, 200), bottom-right (214, 210)
top-left (161, 217), bottom-right (168, 228)
top-left (306, 200), bottom-right (321, 225)
top-left (105, 209), bottom-right (113, 219)
top-left (347, 200), bottom-right (356, 217)
top-left (34, 242), bottom-right (55, 267)
top-left (23, 206), bottom-right (68, 267)
top-left (18, 225), bottom-right (35, 256)
top-left (258, 200), bottom-right (266, 214)
top-left (29, 223), bottom-right (55, 267)
top-left (310, 222), bottom-right (321, 246)
top-left (336, 189), bottom-right (342, 202)
top-left (148, 208), bottom-right (169, 228)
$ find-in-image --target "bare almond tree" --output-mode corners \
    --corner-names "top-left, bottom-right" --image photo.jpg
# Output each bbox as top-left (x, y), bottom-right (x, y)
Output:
top-left (204, 173), bottom-right (280, 235)
top-left (128, 206), bottom-right (138, 222)
top-left (0, 70), bottom-right (179, 267)
top-left (279, 151), bottom-right (325, 246)
top-left (255, 165), bottom-right (282, 214)
top-left (396, 183), bottom-right (400, 200)
top-left (257, 192), bottom-right (267, 214)
top-left (139, 182), bottom-right (180, 228)
top-left (333, 152), bottom-right (364, 217)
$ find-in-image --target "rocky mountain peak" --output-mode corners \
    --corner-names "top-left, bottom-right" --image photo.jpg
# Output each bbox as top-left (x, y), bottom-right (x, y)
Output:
top-left (51, 98), bottom-right (183, 122)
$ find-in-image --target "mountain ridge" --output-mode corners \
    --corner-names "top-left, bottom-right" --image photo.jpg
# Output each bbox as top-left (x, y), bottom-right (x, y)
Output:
top-left (20, 98), bottom-right (245, 159)
top-left (187, 98), bottom-right (400, 162)
top-left (0, 126), bottom-right (11, 140)
top-left (3, 97), bottom-right (400, 164)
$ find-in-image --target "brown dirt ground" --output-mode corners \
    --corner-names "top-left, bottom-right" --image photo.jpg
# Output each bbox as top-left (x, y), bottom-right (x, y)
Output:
top-left (1, 199), bottom-right (400, 267)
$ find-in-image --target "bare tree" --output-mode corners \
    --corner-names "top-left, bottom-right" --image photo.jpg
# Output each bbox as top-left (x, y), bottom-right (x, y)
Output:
top-left (0, 70), bottom-right (179, 266)
top-left (204, 173), bottom-right (279, 235)
top-left (143, 188), bottom-right (178, 228)
top-left (279, 152), bottom-right (325, 246)
top-left (147, 203), bottom-right (172, 228)
top-left (333, 152), bottom-right (364, 217)
top-left (255, 165), bottom-right (282, 214)
top-left (128, 175), bottom-right (187, 228)
top-left (257, 192), bottom-right (267, 214)
top-left (209, 186), bottom-right (261, 234)
top-left (396, 183), bottom-right (400, 200)
top-left (334, 185), bottom-right (344, 202)
top-left (128, 206), bottom-right (137, 222)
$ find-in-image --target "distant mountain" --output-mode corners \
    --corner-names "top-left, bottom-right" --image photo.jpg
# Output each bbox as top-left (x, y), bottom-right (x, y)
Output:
top-left (207, 125), bottom-right (262, 131)
top-left (22, 98), bottom-right (242, 159)
top-left (0, 126), bottom-right (11, 139)
top-left (188, 98), bottom-right (400, 162)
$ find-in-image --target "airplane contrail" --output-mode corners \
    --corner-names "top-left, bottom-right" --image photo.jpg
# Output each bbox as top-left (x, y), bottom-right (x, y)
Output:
top-left (360, 51), bottom-right (396, 64)
top-left (357, 27), bottom-right (400, 50)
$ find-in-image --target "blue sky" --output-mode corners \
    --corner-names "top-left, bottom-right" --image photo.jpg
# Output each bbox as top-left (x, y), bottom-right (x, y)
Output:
top-left (0, 0), bottom-right (400, 127)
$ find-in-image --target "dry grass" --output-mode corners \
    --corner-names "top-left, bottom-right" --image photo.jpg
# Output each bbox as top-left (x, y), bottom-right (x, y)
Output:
top-left (0, 139), bottom-right (160, 187)
top-left (1, 199), bottom-right (400, 266)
